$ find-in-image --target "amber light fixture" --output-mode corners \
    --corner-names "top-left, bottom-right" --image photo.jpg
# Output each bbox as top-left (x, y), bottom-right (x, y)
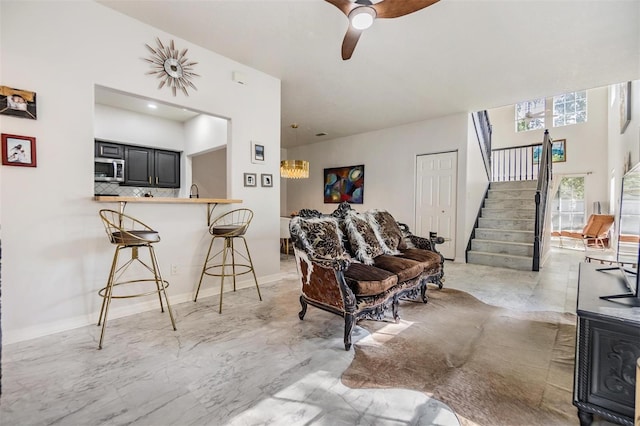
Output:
top-left (281, 123), bottom-right (309, 179)
top-left (280, 160), bottom-right (309, 179)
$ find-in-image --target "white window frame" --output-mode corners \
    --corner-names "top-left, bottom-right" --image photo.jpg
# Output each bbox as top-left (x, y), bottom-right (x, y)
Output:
top-left (553, 91), bottom-right (587, 127)
top-left (515, 98), bottom-right (545, 132)
top-left (552, 175), bottom-right (586, 233)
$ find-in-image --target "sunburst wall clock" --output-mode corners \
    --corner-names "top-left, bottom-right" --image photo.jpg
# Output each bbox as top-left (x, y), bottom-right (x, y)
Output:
top-left (143, 37), bottom-right (199, 96)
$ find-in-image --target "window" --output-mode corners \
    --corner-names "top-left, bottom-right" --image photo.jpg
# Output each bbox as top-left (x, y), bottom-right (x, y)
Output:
top-left (552, 176), bottom-right (585, 233)
top-left (553, 91), bottom-right (587, 127)
top-left (515, 98), bottom-right (545, 132)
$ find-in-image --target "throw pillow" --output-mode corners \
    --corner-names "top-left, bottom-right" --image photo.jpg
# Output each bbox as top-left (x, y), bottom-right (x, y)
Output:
top-left (368, 209), bottom-right (408, 252)
top-left (344, 210), bottom-right (385, 265)
top-left (289, 216), bottom-right (348, 261)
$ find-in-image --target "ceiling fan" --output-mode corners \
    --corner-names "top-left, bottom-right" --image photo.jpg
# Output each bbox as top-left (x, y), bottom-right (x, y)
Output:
top-left (524, 110), bottom-right (545, 124)
top-left (325, 0), bottom-right (440, 60)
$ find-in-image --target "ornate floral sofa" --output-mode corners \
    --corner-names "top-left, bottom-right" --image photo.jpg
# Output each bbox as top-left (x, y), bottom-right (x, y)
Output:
top-left (289, 203), bottom-right (444, 350)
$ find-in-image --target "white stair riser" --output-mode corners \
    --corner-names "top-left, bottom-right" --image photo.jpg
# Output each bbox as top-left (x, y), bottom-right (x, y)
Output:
top-left (467, 252), bottom-right (532, 270)
top-left (482, 208), bottom-right (535, 219)
top-left (474, 229), bottom-right (534, 243)
top-left (478, 218), bottom-right (535, 231)
top-left (471, 240), bottom-right (534, 256)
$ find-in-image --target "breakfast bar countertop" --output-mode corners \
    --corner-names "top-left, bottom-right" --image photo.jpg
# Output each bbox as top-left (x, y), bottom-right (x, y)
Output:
top-left (93, 196), bottom-right (242, 204)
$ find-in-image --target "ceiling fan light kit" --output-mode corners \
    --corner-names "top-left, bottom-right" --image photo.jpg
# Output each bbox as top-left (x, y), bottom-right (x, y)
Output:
top-left (350, 7), bottom-right (376, 30)
top-left (325, 0), bottom-right (440, 60)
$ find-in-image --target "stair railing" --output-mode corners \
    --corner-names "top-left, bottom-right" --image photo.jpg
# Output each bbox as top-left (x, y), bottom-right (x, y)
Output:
top-left (491, 142), bottom-right (544, 182)
top-left (533, 129), bottom-right (553, 271)
top-left (472, 110), bottom-right (492, 180)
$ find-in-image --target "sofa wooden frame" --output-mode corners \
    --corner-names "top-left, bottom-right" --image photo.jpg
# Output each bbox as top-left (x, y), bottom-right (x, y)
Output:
top-left (291, 203), bottom-right (444, 350)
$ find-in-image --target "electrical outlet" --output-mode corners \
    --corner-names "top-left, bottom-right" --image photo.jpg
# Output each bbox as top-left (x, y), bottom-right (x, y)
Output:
top-left (171, 264), bottom-right (178, 275)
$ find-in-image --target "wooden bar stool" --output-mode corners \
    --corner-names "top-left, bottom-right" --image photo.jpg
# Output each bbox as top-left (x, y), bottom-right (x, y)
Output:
top-left (97, 209), bottom-right (176, 349)
top-left (194, 208), bottom-right (261, 313)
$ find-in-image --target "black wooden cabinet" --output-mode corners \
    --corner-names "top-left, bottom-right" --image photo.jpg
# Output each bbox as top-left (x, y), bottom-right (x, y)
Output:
top-left (95, 140), bottom-right (124, 159)
top-left (574, 263), bottom-right (639, 426)
top-left (123, 146), bottom-right (180, 188)
top-left (124, 146), bottom-right (154, 187)
top-left (154, 149), bottom-right (180, 188)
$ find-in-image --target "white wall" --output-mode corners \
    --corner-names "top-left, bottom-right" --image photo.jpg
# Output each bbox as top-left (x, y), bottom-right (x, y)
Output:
top-left (489, 86), bottom-right (610, 217)
top-left (183, 113), bottom-right (229, 197)
top-left (95, 104), bottom-right (186, 150)
top-left (465, 115), bottom-right (491, 251)
top-left (184, 114), bottom-right (228, 157)
top-left (608, 80), bottom-right (640, 220)
top-left (0, 1), bottom-right (281, 343)
top-left (286, 113), bottom-right (477, 261)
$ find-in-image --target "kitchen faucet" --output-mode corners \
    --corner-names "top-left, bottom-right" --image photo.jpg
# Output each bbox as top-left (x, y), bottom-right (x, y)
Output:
top-left (190, 183), bottom-right (199, 198)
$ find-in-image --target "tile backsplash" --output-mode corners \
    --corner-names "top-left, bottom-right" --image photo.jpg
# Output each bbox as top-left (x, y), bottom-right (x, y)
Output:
top-left (94, 182), bottom-right (179, 198)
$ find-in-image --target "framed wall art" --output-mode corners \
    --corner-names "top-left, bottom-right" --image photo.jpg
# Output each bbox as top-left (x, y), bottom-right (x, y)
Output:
top-left (244, 172), bottom-right (257, 187)
top-left (261, 173), bottom-right (273, 187)
top-left (2, 133), bottom-right (37, 167)
top-left (620, 81), bottom-right (631, 134)
top-left (324, 164), bottom-right (364, 204)
top-left (533, 139), bottom-right (566, 164)
top-left (0, 86), bottom-right (37, 120)
top-left (251, 141), bottom-right (265, 164)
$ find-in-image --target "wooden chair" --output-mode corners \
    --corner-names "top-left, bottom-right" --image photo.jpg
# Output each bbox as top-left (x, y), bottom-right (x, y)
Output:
top-left (558, 214), bottom-right (615, 250)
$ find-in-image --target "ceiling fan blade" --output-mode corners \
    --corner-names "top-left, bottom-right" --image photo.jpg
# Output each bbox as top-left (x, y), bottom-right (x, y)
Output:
top-left (525, 111), bottom-right (546, 118)
top-left (325, 0), bottom-right (359, 16)
top-left (342, 26), bottom-right (363, 60)
top-left (373, 0), bottom-right (440, 19)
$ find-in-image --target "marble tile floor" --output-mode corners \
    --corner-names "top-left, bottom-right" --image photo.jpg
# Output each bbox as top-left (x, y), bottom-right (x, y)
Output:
top-left (0, 247), bottom-right (613, 425)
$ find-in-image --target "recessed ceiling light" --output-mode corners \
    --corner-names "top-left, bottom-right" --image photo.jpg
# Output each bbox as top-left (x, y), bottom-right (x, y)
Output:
top-left (148, 104), bottom-right (158, 109)
top-left (315, 132), bottom-right (328, 137)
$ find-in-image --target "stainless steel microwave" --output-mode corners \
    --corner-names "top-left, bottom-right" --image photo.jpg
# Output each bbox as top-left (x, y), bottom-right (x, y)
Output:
top-left (94, 157), bottom-right (125, 182)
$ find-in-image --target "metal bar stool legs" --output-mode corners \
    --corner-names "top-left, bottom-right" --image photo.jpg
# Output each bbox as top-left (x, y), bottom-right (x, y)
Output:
top-left (239, 235), bottom-right (261, 301)
top-left (194, 235), bottom-right (216, 303)
top-left (97, 209), bottom-right (177, 350)
top-left (97, 243), bottom-right (176, 349)
top-left (194, 208), bottom-right (261, 314)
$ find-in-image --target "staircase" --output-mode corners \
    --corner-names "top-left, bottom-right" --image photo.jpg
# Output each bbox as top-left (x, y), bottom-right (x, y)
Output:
top-left (467, 180), bottom-right (537, 270)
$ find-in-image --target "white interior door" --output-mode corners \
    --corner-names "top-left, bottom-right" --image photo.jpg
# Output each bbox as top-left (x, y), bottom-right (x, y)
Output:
top-left (415, 151), bottom-right (457, 259)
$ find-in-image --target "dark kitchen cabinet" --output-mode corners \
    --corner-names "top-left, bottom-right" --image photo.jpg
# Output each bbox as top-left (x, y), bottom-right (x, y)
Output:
top-left (124, 146), bottom-right (180, 188)
top-left (95, 140), bottom-right (124, 159)
top-left (124, 146), bottom-right (154, 187)
top-left (573, 263), bottom-right (639, 426)
top-left (154, 149), bottom-right (180, 188)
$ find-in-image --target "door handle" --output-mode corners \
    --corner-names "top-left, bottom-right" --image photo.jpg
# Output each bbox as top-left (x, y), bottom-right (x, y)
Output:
top-left (148, 176), bottom-right (152, 185)
top-left (155, 176), bottom-right (159, 185)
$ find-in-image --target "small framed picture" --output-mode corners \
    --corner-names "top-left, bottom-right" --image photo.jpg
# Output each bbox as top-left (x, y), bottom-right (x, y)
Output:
top-left (532, 139), bottom-right (566, 164)
top-left (619, 81), bottom-right (631, 134)
top-left (244, 172), bottom-right (257, 187)
top-left (0, 86), bottom-right (37, 120)
top-left (2, 133), bottom-right (37, 167)
top-left (261, 173), bottom-right (273, 187)
top-left (251, 141), bottom-right (265, 164)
